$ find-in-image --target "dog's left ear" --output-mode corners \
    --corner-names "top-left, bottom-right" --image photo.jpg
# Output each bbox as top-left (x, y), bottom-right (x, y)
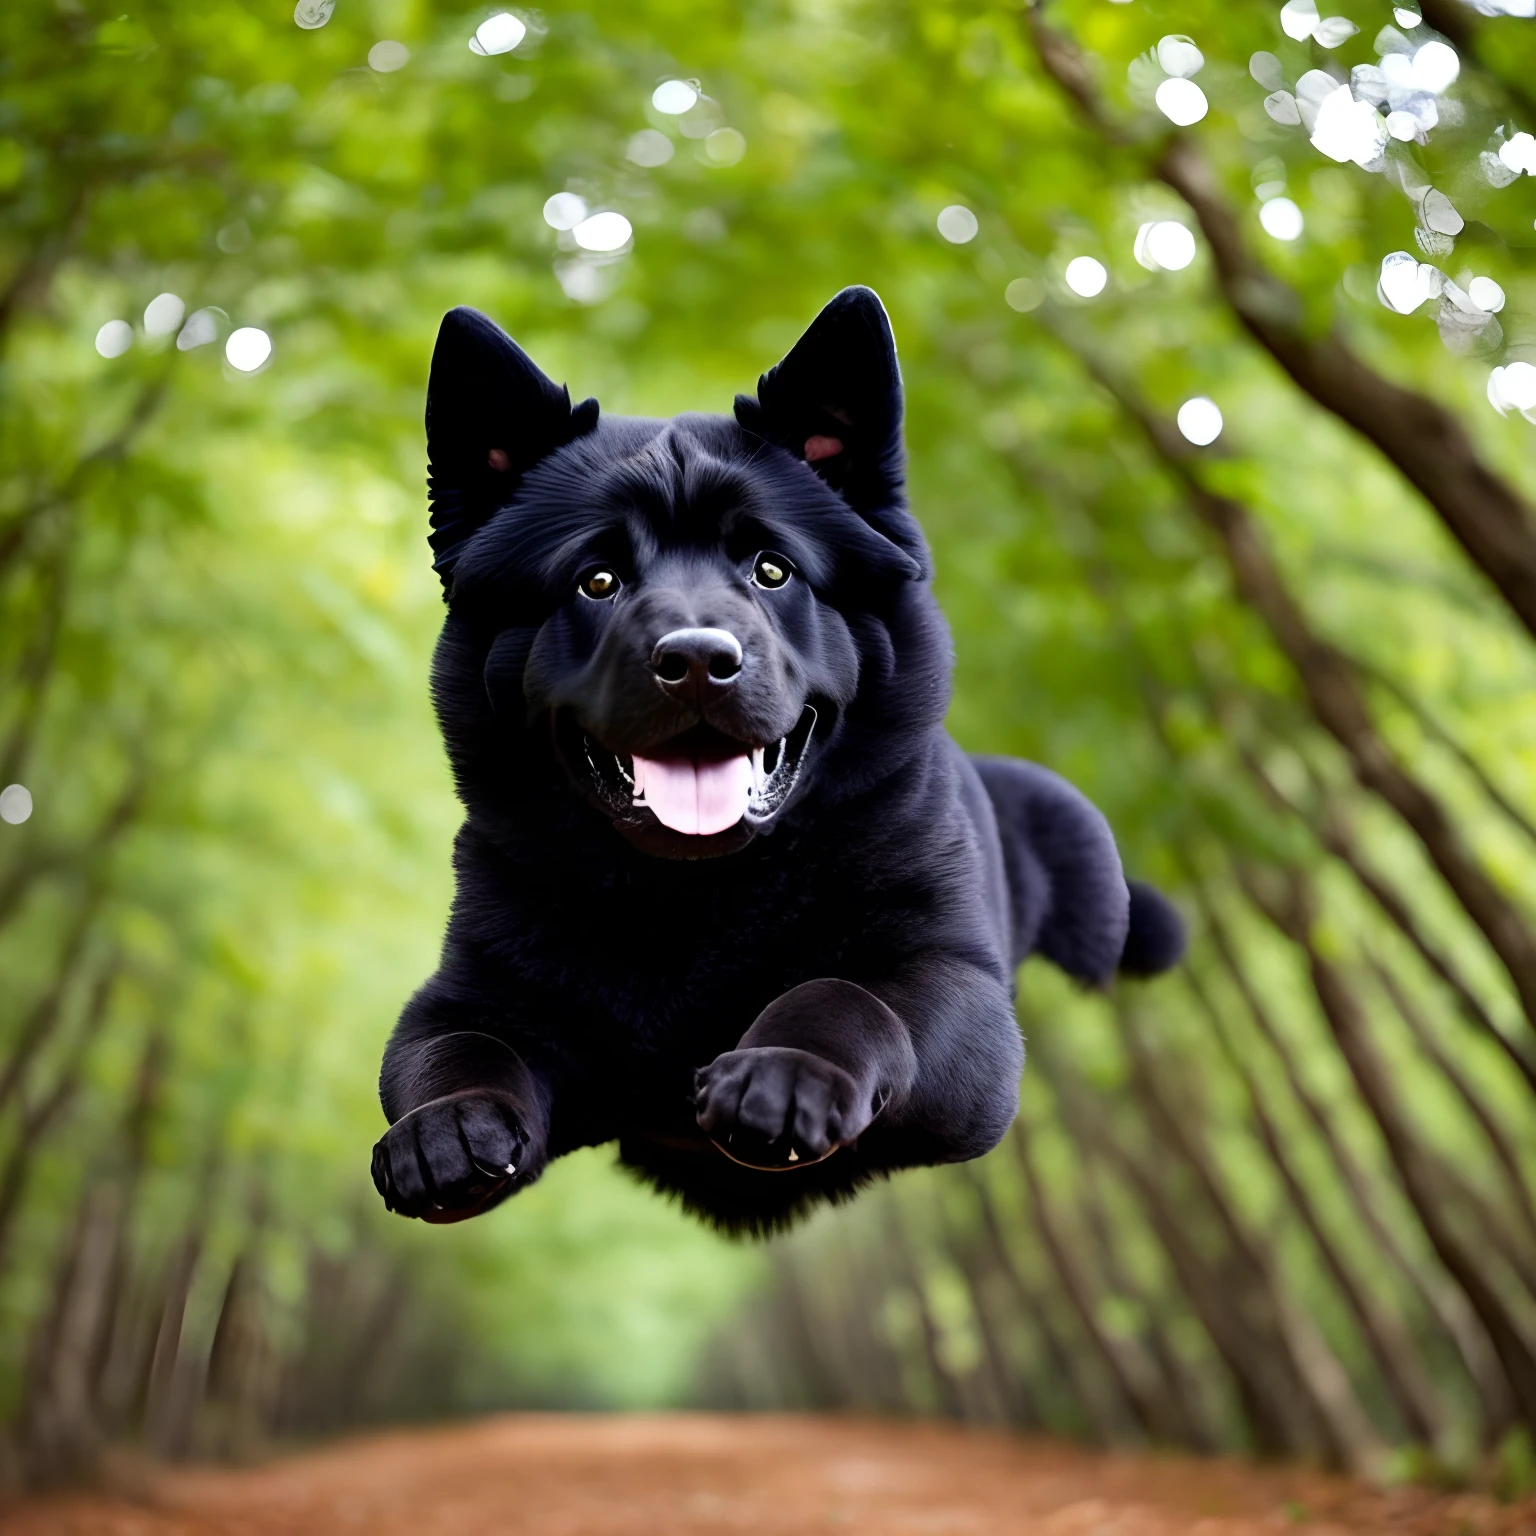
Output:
top-left (426, 307), bottom-right (599, 590)
top-left (735, 287), bottom-right (926, 572)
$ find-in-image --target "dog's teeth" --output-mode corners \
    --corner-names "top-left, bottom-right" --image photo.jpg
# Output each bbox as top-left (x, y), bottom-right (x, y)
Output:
top-left (751, 746), bottom-right (765, 793)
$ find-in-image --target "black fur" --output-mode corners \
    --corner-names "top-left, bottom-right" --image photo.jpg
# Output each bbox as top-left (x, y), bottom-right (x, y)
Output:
top-left (372, 287), bottom-right (1185, 1236)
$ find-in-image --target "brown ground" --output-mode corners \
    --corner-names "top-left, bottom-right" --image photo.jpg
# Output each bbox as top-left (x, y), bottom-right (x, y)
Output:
top-left (2, 1415), bottom-right (1531, 1536)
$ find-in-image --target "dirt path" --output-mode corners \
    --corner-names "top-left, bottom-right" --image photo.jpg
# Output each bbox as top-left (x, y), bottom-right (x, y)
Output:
top-left (3, 1415), bottom-right (1530, 1536)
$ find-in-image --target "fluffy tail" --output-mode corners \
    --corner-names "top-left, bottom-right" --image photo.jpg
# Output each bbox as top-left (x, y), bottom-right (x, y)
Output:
top-left (1119, 879), bottom-right (1186, 978)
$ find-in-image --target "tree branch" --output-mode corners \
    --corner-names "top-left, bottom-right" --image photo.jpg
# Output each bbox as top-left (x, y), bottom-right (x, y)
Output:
top-left (1020, 1), bottom-right (1536, 648)
top-left (1045, 319), bottom-right (1536, 1042)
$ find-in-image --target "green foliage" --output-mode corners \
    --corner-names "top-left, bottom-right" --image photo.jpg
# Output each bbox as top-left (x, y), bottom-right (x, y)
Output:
top-left (3, 0), bottom-right (1536, 1485)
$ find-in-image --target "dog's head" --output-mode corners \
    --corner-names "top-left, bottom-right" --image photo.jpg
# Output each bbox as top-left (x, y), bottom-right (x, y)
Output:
top-left (425, 287), bottom-right (948, 859)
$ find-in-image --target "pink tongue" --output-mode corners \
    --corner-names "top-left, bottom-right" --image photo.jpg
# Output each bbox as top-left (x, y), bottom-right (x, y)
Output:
top-left (632, 752), bottom-right (752, 836)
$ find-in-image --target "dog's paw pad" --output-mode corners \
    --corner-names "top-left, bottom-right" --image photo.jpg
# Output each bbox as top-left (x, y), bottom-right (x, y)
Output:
top-left (371, 1092), bottom-right (534, 1222)
top-left (693, 1046), bottom-right (872, 1171)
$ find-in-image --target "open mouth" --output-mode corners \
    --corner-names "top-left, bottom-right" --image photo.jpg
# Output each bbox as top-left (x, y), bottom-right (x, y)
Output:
top-left (568, 706), bottom-right (818, 839)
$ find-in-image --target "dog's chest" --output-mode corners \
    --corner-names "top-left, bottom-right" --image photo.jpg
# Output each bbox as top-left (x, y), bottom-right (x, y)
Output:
top-left (514, 853), bottom-right (873, 1050)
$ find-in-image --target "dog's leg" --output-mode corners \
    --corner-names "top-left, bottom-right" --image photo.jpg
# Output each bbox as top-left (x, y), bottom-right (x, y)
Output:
top-left (372, 1003), bottom-right (550, 1222)
top-left (867, 956), bottom-right (1023, 1164)
top-left (693, 958), bottom-right (1022, 1172)
top-left (693, 979), bottom-right (915, 1169)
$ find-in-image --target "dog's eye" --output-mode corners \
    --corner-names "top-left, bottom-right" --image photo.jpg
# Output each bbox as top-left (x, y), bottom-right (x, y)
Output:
top-left (751, 553), bottom-right (792, 590)
top-left (580, 569), bottom-right (620, 600)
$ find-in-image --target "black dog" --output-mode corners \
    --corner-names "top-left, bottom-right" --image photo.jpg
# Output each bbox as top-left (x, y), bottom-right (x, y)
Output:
top-left (371, 287), bottom-right (1184, 1235)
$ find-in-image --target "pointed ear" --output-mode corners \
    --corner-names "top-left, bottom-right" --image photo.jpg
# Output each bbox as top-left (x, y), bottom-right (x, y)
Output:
top-left (734, 287), bottom-right (921, 564)
top-left (426, 307), bottom-right (599, 588)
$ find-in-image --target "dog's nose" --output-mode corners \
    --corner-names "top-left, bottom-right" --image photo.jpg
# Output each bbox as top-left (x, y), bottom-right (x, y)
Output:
top-left (651, 627), bottom-right (743, 689)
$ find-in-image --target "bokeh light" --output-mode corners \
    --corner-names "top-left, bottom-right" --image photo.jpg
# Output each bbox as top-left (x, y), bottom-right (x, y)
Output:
top-left (0, 784), bottom-right (33, 825)
top-left (144, 293), bottom-right (185, 338)
top-left (1144, 221), bottom-right (1196, 270)
top-left (292, 0), bottom-right (334, 27)
top-left (1155, 35), bottom-right (1203, 79)
top-left (627, 129), bottom-right (674, 167)
top-left (1250, 52), bottom-right (1283, 91)
top-left (94, 320), bottom-right (132, 358)
top-left (1155, 78), bottom-right (1208, 127)
top-left (177, 308), bottom-right (223, 350)
top-left (937, 205), bottom-right (978, 244)
top-left (1468, 277), bottom-right (1506, 314)
top-left (1313, 17), bottom-right (1359, 47)
top-left (368, 40), bottom-right (410, 73)
top-left (1310, 86), bottom-right (1387, 166)
top-left (571, 211), bottom-right (633, 252)
top-left (1280, 0), bottom-right (1319, 41)
top-left (543, 192), bottom-right (588, 230)
top-left (1263, 91), bottom-right (1301, 127)
top-left (225, 327), bottom-right (272, 372)
top-left (652, 81), bottom-right (699, 115)
top-left (1411, 41), bottom-right (1459, 93)
top-left (1501, 132), bottom-right (1536, 176)
top-left (1064, 257), bottom-right (1107, 298)
top-left (1378, 251), bottom-right (1443, 314)
top-left (1259, 197), bottom-right (1304, 240)
top-left (1004, 278), bottom-right (1042, 313)
top-left (1177, 397), bottom-right (1223, 446)
top-left (703, 128), bottom-right (745, 166)
top-left (1489, 361), bottom-right (1536, 416)
top-left (469, 13), bottom-right (526, 55)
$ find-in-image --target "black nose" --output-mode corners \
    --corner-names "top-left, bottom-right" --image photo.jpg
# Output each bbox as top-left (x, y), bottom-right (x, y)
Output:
top-left (651, 627), bottom-right (743, 689)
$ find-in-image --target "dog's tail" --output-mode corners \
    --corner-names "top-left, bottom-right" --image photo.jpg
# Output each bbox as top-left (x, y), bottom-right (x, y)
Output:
top-left (1119, 879), bottom-right (1187, 978)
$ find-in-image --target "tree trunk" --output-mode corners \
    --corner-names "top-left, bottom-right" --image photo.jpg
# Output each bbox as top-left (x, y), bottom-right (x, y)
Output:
top-left (1187, 963), bottom-right (1446, 1446)
top-left (1195, 885), bottom-right (1517, 1434)
top-left (1250, 868), bottom-right (1536, 1428)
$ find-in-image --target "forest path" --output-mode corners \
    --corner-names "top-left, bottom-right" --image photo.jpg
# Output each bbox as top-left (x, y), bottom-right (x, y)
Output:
top-left (3, 1414), bottom-right (1530, 1536)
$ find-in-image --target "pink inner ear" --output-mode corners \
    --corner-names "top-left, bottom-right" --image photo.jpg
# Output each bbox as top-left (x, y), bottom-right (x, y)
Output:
top-left (804, 435), bottom-right (844, 463)
top-left (487, 448), bottom-right (511, 471)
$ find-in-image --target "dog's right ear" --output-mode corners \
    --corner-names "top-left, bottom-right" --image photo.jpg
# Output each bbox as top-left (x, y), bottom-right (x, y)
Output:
top-left (425, 307), bottom-right (599, 590)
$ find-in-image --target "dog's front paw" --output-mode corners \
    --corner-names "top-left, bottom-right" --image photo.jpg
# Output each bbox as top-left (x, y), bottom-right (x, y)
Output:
top-left (371, 1091), bottom-right (539, 1223)
top-left (694, 1046), bottom-right (877, 1171)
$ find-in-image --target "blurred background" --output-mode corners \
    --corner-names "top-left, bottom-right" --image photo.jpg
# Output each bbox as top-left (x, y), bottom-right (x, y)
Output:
top-left (2, 0), bottom-right (1536, 1501)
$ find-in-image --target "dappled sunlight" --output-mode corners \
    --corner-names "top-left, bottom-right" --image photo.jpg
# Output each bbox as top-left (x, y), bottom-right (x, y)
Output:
top-left (1258, 196), bottom-right (1304, 239)
top-left (1155, 77), bottom-right (1207, 126)
top-left (1176, 396), bottom-right (1223, 446)
top-left (570, 210), bottom-right (632, 252)
top-left (651, 79), bottom-right (698, 115)
top-left (93, 319), bottom-right (132, 358)
top-left (225, 326), bottom-right (273, 372)
top-left (366, 39), bottom-right (409, 73)
top-left (542, 191), bottom-right (588, 230)
top-left (1133, 220), bottom-right (1195, 272)
top-left (937, 204), bottom-right (978, 244)
top-left (143, 293), bottom-right (185, 338)
top-left (1063, 256), bottom-right (1107, 297)
top-left (469, 12), bottom-right (525, 57)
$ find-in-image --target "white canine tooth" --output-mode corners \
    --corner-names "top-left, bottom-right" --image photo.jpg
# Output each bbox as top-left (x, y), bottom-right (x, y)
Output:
top-left (751, 746), bottom-right (765, 794)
